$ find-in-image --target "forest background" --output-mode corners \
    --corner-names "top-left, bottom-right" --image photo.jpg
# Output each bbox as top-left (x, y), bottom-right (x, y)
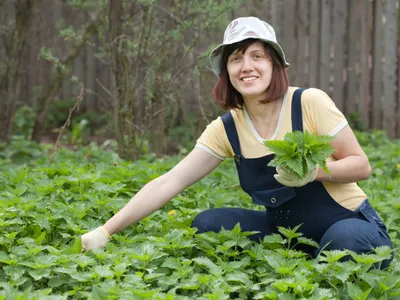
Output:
top-left (2, 0), bottom-right (400, 160)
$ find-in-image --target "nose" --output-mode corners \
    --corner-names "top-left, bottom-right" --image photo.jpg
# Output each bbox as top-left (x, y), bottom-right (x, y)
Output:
top-left (241, 56), bottom-right (254, 72)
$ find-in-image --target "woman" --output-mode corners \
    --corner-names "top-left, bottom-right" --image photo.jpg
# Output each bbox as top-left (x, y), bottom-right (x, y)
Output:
top-left (82, 17), bottom-right (392, 267)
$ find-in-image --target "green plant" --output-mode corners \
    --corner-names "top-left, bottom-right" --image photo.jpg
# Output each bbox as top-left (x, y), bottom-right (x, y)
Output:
top-left (12, 106), bottom-right (37, 138)
top-left (70, 119), bottom-right (90, 145)
top-left (0, 131), bottom-right (399, 299)
top-left (265, 131), bottom-right (335, 178)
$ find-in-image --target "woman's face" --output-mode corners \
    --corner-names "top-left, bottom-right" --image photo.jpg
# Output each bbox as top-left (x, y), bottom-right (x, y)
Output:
top-left (227, 41), bottom-right (272, 102)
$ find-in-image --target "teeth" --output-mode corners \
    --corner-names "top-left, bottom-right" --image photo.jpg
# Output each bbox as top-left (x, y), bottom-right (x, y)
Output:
top-left (242, 77), bottom-right (257, 82)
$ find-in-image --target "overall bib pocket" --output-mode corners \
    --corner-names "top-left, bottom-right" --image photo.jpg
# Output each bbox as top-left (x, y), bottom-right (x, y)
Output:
top-left (252, 186), bottom-right (296, 207)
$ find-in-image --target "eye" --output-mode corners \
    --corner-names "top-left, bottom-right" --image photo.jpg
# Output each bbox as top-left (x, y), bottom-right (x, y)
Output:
top-left (230, 56), bottom-right (241, 63)
top-left (253, 54), bottom-right (264, 59)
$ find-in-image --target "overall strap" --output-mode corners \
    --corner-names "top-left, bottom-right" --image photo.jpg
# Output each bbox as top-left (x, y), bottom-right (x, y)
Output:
top-left (291, 88), bottom-right (307, 132)
top-left (221, 111), bottom-right (242, 158)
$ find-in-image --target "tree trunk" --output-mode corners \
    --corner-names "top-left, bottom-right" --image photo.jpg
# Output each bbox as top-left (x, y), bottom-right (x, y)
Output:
top-left (0, 0), bottom-right (38, 142)
top-left (109, 0), bottom-right (137, 160)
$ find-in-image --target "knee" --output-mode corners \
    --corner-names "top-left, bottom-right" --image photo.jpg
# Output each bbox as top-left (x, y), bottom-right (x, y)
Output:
top-left (191, 209), bottom-right (218, 233)
top-left (321, 230), bottom-right (358, 251)
top-left (319, 220), bottom-right (374, 253)
top-left (317, 219), bottom-right (394, 269)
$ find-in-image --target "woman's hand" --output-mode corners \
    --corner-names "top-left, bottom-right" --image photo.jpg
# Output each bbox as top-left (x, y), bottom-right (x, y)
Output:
top-left (274, 167), bottom-right (317, 187)
top-left (81, 226), bottom-right (111, 252)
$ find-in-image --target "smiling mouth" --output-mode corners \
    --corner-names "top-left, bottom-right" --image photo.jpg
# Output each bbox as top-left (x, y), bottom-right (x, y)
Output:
top-left (241, 76), bottom-right (258, 82)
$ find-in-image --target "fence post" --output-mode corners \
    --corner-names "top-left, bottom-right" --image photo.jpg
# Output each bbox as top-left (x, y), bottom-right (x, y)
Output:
top-left (372, 0), bottom-right (383, 129)
top-left (308, 0), bottom-right (320, 88)
top-left (383, 0), bottom-right (397, 138)
top-left (346, 0), bottom-right (359, 117)
top-left (332, 0), bottom-right (346, 112)
top-left (359, 0), bottom-right (371, 130)
top-left (319, 0), bottom-right (330, 94)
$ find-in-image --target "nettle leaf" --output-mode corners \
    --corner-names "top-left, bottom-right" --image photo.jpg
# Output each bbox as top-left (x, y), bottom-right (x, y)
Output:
top-left (265, 131), bottom-right (334, 178)
top-left (309, 288), bottom-right (334, 299)
top-left (54, 265), bottom-right (78, 274)
top-left (348, 251), bottom-right (381, 265)
top-left (193, 257), bottom-right (222, 277)
top-left (227, 257), bottom-right (251, 270)
top-left (35, 216), bottom-right (51, 231)
top-left (0, 251), bottom-right (12, 264)
top-left (277, 224), bottom-right (303, 240)
top-left (359, 272), bottom-right (384, 290)
top-left (377, 276), bottom-right (400, 292)
top-left (373, 245), bottom-right (393, 260)
top-left (284, 154), bottom-right (304, 178)
top-left (71, 237), bottom-right (82, 254)
top-left (265, 255), bottom-right (298, 275)
top-left (162, 257), bottom-right (182, 270)
top-left (326, 263), bottom-right (353, 283)
top-left (3, 265), bottom-right (26, 281)
top-left (346, 282), bottom-right (372, 300)
top-left (265, 140), bottom-right (294, 156)
top-left (275, 248), bottom-right (308, 259)
top-left (93, 265), bottom-right (114, 278)
top-left (74, 255), bottom-right (95, 269)
top-left (305, 156), bottom-right (317, 172)
top-left (272, 279), bottom-right (291, 292)
top-left (244, 244), bottom-right (269, 259)
top-left (285, 131), bottom-right (304, 147)
top-left (113, 262), bottom-right (129, 277)
top-left (319, 250), bottom-right (349, 263)
top-left (91, 285), bottom-right (108, 300)
top-left (122, 274), bottom-right (147, 289)
top-left (296, 237), bottom-right (319, 248)
top-left (69, 271), bottom-right (94, 282)
top-left (225, 271), bottom-right (252, 287)
top-left (28, 268), bottom-right (51, 280)
top-left (263, 233), bottom-right (286, 245)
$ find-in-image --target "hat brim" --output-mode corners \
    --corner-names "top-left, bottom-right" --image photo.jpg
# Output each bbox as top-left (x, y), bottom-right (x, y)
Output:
top-left (209, 37), bottom-right (290, 77)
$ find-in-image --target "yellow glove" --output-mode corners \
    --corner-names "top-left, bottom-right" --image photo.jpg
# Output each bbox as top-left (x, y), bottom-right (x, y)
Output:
top-left (274, 167), bottom-right (317, 187)
top-left (81, 226), bottom-right (111, 252)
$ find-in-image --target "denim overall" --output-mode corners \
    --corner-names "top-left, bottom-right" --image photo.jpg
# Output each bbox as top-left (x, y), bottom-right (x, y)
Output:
top-left (192, 88), bottom-right (393, 268)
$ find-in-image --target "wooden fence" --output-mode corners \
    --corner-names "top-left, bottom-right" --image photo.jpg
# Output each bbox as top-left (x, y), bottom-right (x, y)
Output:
top-left (4, 0), bottom-right (400, 138)
top-left (263, 0), bottom-right (400, 137)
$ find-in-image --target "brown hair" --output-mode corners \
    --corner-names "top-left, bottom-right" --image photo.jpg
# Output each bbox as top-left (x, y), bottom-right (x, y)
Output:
top-left (212, 39), bottom-right (289, 110)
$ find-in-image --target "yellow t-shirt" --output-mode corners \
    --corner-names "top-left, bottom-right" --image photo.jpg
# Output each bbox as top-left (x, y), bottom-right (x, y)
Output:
top-left (195, 86), bottom-right (367, 211)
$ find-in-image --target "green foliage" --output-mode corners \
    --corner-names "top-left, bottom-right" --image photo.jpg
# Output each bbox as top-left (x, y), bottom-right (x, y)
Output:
top-left (0, 136), bottom-right (48, 164)
top-left (265, 131), bottom-right (335, 178)
top-left (39, 48), bottom-right (68, 75)
top-left (168, 113), bottom-right (199, 154)
top-left (46, 99), bottom-right (76, 128)
top-left (70, 119), bottom-right (90, 145)
top-left (0, 130), bottom-right (399, 299)
top-left (12, 106), bottom-right (37, 138)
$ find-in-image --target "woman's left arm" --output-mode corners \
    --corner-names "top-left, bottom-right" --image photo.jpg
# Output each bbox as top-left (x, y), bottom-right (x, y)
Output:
top-left (316, 125), bottom-right (371, 183)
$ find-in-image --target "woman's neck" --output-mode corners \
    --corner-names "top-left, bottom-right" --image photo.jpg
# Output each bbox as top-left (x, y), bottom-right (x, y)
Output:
top-left (244, 97), bottom-right (283, 139)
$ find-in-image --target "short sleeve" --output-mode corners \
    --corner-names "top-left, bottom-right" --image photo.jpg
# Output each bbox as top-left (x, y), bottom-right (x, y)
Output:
top-left (195, 117), bottom-right (234, 160)
top-left (302, 88), bottom-right (348, 136)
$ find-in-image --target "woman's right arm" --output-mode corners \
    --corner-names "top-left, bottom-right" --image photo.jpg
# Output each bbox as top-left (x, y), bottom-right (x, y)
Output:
top-left (82, 148), bottom-right (222, 250)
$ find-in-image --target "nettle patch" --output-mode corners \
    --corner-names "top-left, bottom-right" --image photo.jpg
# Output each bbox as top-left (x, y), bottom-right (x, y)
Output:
top-left (0, 132), bottom-right (400, 299)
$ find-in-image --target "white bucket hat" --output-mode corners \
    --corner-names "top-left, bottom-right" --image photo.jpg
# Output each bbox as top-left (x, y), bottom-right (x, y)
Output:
top-left (209, 16), bottom-right (289, 77)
